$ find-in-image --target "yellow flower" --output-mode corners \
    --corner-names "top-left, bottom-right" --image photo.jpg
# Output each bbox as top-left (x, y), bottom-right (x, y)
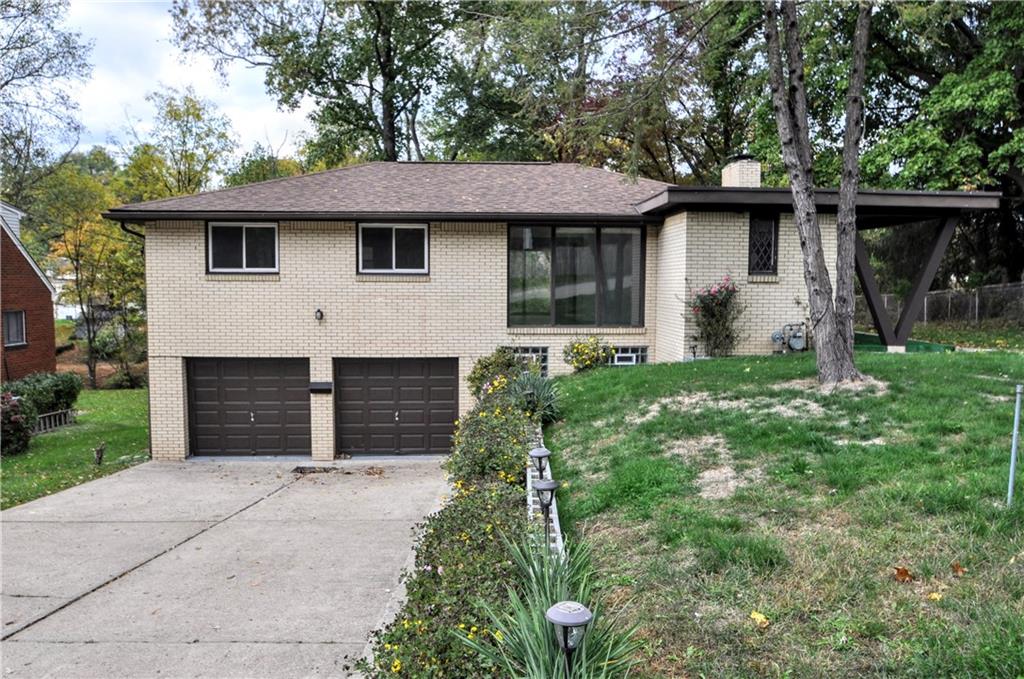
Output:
top-left (750, 610), bottom-right (769, 628)
top-left (391, 658), bottom-right (402, 673)
top-left (493, 629), bottom-right (504, 641)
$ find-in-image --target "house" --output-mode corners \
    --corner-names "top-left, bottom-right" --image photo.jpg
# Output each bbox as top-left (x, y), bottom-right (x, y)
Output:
top-left (1, 202), bottom-right (56, 381)
top-left (104, 159), bottom-right (999, 461)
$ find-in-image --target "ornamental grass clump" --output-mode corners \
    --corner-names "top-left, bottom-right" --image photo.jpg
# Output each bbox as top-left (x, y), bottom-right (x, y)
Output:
top-left (563, 336), bottom-right (614, 373)
top-left (688, 276), bottom-right (743, 357)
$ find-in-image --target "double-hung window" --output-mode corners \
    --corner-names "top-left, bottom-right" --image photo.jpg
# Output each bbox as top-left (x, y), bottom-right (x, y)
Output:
top-left (3, 310), bottom-right (26, 347)
top-left (358, 224), bottom-right (428, 274)
top-left (748, 213), bottom-right (779, 276)
top-left (508, 226), bottom-right (644, 327)
top-left (208, 223), bottom-right (278, 273)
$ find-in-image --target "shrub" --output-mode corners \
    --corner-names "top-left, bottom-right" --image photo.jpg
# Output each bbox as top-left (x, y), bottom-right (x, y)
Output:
top-left (1, 392), bottom-right (37, 456)
top-left (362, 481), bottom-right (527, 677)
top-left (688, 276), bottom-right (743, 357)
top-left (104, 368), bottom-right (148, 390)
top-left (507, 371), bottom-right (561, 424)
top-left (460, 537), bottom-right (641, 678)
top-left (446, 396), bottom-right (534, 485)
top-left (2, 372), bottom-right (83, 414)
top-left (468, 347), bottom-right (529, 400)
top-left (563, 336), bottom-right (614, 373)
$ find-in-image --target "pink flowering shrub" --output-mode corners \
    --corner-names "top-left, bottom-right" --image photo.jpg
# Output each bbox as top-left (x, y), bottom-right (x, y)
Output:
top-left (688, 275), bottom-right (743, 357)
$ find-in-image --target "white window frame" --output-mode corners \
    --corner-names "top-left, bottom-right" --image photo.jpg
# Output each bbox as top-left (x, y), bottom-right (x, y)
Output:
top-left (358, 223), bottom-right (429, 274)
top-left (3, 310), bottom-right (26, 347)
top-left (208, 222), bottom-right (279, 273)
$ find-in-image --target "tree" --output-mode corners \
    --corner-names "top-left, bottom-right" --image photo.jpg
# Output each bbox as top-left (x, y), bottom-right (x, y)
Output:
top-left (128, 86), bottom-right (236, 196)
top-left (224, 143), bottom-right (303, 187)
top-left (0, 0), bottom-right (92, 207)
top-left (171, 0), bottom-right (456, 163)
top-left (763, 0), bottom-right (871, 384)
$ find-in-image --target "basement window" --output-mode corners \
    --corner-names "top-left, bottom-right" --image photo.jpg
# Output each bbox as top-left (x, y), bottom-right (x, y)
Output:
top-left (608, 346), bottom-right (648, 366)
top-left (3, 310), bottom-right (26, 347)
top-left (359, 224), bottom-right (428, 274)
top-left (748, 213), bottom-right (779, 276)
top-left (208, 223), bottom-right (278, 273)
top-left (504, 346), bottom-right (549, 376)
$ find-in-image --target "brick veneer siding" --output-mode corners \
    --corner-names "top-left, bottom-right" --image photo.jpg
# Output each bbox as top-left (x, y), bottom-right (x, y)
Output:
top-left (652, 212), bottom-right (687, 362)
top-left (1, 228), bottom-right (55, 381)
top-left (145, 220), bottom-right (658, 460)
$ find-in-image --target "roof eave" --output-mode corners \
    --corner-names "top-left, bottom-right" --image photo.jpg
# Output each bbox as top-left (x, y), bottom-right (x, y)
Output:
top-left (103, 210), bottom-right (659, 225)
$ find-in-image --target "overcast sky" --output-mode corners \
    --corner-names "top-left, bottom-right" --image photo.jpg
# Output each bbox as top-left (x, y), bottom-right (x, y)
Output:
top-left (67, 0), bottom-right (312, 157)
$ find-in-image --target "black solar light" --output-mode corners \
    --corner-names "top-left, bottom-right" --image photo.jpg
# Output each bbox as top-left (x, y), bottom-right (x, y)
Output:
top-left (534, 478), bottom-right (559, 545)
top-left (529, 446), bottom-right (551, 476)
top-left (546, 600), bottom-right (593, 675)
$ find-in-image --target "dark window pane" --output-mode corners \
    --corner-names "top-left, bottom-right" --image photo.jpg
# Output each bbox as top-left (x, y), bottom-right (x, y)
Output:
top-left (601, 228), bottom-right (642, 326)
top-left (211, 226), bottom-right (243, 269)
top-left (508, 226), bottom-right (552, 326)
top-left (361, 227), bottom-right (393, 270)
top-left (245, 227), bottom-right (276, 269)
top-left (394, 228), bottom-right (426, 270)
top-left (554, 227), bottom-right (597, 325)
top-left (4, 311), bottom-right (25, 345)
top-left (749, 214), bottom-right (778, 274)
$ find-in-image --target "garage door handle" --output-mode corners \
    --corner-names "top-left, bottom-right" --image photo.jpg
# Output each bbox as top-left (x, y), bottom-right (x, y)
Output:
top-left (250, 411), bottom-right (255, 423)
top-left (394, 410), bottom-right (399, 422)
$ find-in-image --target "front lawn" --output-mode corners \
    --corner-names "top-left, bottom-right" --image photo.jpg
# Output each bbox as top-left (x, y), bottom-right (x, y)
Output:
top-left (547, 352), bottom-right (1024, 678)
top-left (1, 389), bottom-right (149, 509)
top-left (910, 320), bottom-right (1024, 351)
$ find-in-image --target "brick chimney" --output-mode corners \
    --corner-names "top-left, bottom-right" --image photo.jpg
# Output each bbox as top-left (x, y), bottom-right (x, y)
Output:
top-left (721, 155), bottom-right (761, 188)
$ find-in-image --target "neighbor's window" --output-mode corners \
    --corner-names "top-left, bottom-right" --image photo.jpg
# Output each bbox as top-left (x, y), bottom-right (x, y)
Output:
top-left (3, 310), bottom-right (26, 347)
top-left (748, 213), bottom-right (779, 275)
top-left (359, 224), bottom-right (428, 274)
top-left (508, 226), bottom-right (643, 327)
top-left (208, 223), bottom-right (278, 273)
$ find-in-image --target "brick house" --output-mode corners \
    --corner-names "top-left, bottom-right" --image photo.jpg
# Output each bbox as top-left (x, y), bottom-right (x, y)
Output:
top-left (104, 159), bottom-right (998, 461)
top-left (1, 205), bottom-right (56, 381)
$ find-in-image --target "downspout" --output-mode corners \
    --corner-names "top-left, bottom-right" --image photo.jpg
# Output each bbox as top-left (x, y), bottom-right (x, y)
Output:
top-left (119, 220), bottom-right (153, 460)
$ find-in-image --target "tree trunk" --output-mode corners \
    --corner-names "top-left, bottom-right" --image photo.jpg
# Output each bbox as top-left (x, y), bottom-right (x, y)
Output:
top-left (764, 0), bottom-right (866, 384)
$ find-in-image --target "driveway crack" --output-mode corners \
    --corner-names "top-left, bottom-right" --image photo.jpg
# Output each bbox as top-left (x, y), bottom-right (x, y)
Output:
top-left (2, 474), bottom-right (303, 641)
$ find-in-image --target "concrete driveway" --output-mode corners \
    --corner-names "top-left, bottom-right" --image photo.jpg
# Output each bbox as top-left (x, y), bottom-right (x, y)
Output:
top-left (1, 457), bottom-right (448, 678)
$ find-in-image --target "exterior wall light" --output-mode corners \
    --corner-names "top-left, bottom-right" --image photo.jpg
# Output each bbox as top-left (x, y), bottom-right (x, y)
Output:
top-left (545, 600), bottom-right (593, 675)
top-left (529, 446), bottom-right (551, 476)
top-left (315, 308), bottom-right (324, 322)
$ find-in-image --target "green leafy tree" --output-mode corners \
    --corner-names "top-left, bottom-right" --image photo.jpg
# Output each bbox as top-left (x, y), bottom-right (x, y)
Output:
top-left (224, 144), bottom-right (303, 187)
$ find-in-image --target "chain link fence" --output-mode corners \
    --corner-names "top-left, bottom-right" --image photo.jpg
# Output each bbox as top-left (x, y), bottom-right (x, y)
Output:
top-left (856, 281), bottom-right (1024, 327)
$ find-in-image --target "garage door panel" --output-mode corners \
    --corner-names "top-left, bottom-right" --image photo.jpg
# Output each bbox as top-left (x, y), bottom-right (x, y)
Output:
top-left (334, 358), bottom-right (457, 455)
top-left (187, 358), bottom-right (311, 456)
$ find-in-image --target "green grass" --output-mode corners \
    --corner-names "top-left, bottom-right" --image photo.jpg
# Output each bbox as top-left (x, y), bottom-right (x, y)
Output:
top-left (1, 389), bottom-right (149, 509)
top-left (546, 352), bottom-right (1024, 678)
top-left (909, 320), bottom-right (1024, 351)
top-left (55, 318), bottom-right (75, 346)
top-left (854, 332), bottom-right (953, 352)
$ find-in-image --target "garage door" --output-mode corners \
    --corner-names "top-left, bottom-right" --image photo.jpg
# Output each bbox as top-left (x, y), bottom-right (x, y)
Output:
top-left (334, 358), bottom-right (458, 455)
top-left (187, 358), bottom-right (311, 456)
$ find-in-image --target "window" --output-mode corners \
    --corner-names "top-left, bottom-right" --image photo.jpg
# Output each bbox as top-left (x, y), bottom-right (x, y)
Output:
top-left (3, 310), bottom-right (26, 347)
top-left (504, 346), bottom-right (549, 376)
top-left (509, 226), bottom-right (643, 327)
top-left (358, 224), bottom-right (428, 274)
top-left (748, 213), bottom-right (779, 275)
top-left (208, 223), bottom-right (278, 273)
top-left (608, 346), bottom-right (648, 366)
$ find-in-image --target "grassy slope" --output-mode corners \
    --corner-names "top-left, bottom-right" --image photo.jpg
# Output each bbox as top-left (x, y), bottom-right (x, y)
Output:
top-left (1, 389), bottom-right (149, 509)
top-left (547, 352), bottom-right (1024, 678)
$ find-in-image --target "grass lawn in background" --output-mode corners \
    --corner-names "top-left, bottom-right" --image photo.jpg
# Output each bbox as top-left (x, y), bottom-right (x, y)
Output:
top-left (1, 389), bottom-right (149, 509)
top-left (547, 352), bottom-right (1024, 678)
top-left (909, 320), bottom-right (1024, 351)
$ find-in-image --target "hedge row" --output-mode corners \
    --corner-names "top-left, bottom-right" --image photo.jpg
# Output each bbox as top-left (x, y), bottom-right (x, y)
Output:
top-left (1, 372), bottom-right (83, 456)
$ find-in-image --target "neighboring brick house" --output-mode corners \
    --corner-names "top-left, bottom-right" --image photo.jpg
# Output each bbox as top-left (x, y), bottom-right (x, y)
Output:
top-left (104, 159), bottom-right (998, 461)
top-left (1, 207), bottom-right (56, 381)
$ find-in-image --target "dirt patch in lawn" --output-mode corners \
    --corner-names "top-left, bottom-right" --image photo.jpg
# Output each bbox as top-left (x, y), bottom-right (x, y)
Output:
top-left (771, 375), bottom-right (889, 396)
top-left (665, 434), bottom-right (763, 500)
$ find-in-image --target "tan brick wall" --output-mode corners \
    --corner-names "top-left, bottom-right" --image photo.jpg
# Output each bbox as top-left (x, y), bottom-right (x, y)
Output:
top-left (652, 212), bottom-right (687, 362)
top-left (721, 159), bottom-right (762, 188)
top-left (680, 212), bottom-right (837, 356)
top-left (146, 220), bottom-right (657, 460)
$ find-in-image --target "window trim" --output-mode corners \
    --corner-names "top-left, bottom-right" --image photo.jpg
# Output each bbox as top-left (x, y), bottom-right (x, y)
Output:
top-left (357, 223), bottom-right (430, 275)
top-left (3, 310), bottom-right (27, 348)
top-left (748, 212), bottom-right (780, 276)
top-left (207, 222), bottom-right (279, 274)
top-left (506, 224), bottom-right (646, 328)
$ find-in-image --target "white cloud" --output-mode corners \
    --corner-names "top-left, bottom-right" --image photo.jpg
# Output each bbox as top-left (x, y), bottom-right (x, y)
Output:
top-left (66, 0), bottom-right (312, 158)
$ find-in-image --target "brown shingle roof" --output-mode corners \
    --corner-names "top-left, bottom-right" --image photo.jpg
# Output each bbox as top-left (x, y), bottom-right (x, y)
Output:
top-left (106, 161), bottom-right (672, 222)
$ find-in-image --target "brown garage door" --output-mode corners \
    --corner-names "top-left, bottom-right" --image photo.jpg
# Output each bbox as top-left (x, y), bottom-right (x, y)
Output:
top-left (187, 358), bottom-right (311, 456)
top-left (334, 358), bottom-right (458, 455)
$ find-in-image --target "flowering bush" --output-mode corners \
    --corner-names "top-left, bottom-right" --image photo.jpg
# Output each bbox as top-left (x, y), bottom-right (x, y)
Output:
top-left (1, 392), bottom-right (37, 456)
top-left (562, 335), bottom-right (615, 372)
top-left (467, 347), bottom-right (530, 400)
top-left (445, 396), bottom-right (534, 485)
top-left (688, 276), bottom-right (743, 357)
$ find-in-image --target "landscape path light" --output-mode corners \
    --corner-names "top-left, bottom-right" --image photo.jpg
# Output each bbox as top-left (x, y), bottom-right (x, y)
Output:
top-left (529, 446), bottom-right (551, 476)
top-left (546, 600), bottom-right (593, 676)
top-left (533, 478), bottom-right (558, 546)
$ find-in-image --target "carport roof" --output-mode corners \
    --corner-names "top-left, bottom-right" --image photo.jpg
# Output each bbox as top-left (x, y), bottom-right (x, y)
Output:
top-left (103, 160), bottom-right (1002, 225)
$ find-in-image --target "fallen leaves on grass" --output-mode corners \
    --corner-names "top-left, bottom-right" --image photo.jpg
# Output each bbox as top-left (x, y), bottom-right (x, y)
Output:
top-left (893, 566), bottom-right (914, 583)
top-left (364, 466), bottom-right (386, 477)
top-left (750, 610), bottom-right (770, 629)
top-left (927, 592), bottom-right (943, 601)
top-left (951, 562), bottom-right (967, 577)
